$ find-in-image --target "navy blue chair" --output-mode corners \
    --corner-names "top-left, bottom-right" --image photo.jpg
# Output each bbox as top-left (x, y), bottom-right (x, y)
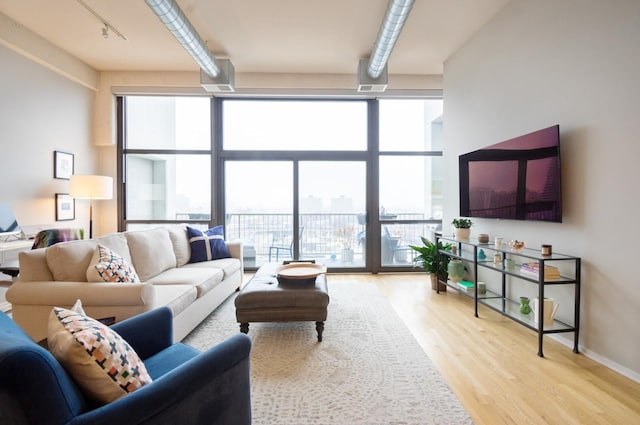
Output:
top-left (0, 307), bottom-right (252, 425)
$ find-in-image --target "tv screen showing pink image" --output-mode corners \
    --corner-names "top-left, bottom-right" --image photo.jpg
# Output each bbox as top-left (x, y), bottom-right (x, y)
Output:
top-left (459, 125), bottom-right (562, 223)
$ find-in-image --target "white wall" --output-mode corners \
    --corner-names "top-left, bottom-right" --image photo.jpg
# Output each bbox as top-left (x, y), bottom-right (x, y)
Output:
top-left (0, 44), bottom-right (108, 235)
top-left (444, 0), bottom-right (640, 380)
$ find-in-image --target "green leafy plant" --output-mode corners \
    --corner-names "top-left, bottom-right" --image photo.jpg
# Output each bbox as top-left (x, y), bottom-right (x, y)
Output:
top-left (451, 218), bottom-right (473, 228)
top-left (409, 236), bottom-right (452, 275)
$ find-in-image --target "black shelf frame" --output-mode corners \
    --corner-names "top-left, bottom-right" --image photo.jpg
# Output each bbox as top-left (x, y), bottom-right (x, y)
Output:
top-left (435, 235), bottom-right (580, 357)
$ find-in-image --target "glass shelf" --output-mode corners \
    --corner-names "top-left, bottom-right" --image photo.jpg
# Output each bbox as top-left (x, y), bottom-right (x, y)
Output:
top-left (437, 235), bottom-right (579, 262)
top-left (435, 233), bottom-right (581, 357)
top-left (479, 296), bottom-right (575, 332)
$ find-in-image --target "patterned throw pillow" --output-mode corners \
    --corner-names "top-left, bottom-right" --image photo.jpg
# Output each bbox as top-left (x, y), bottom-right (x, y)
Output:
top-left (47, 307), bottom-right (153, 404)
top-left (186, 225), bottom-right (231, 263)
top-left (86, 245), bottom-right (140, 283)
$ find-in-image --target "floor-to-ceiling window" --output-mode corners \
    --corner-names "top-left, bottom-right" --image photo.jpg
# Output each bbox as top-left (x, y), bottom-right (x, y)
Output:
top-left (118, 94), bottom-right (443, 272)
top-left (121, 96), bottom-right (213, 230)
top-left (378, 99), bottom-right (444, 267)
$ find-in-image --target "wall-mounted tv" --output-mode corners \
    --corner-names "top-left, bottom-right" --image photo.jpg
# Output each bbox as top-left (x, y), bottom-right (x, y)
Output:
top-left (459, 125), bottom-right (562, 223)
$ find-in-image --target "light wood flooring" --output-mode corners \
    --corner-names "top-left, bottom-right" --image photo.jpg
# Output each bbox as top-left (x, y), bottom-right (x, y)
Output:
top-left (327, 273), bottom-right (640, 425)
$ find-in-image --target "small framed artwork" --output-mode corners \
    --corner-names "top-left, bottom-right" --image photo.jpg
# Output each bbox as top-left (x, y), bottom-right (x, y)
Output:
top-left (55, 193), bottom-right (75, 221)
top-left (54, 151), bottom-right (74, 180)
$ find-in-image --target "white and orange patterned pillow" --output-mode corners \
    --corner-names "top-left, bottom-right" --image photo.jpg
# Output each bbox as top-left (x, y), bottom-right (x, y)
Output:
top-left (47, 306), bottom-right (153, 404)
top-left (86, 245), bottom-right (140, 283)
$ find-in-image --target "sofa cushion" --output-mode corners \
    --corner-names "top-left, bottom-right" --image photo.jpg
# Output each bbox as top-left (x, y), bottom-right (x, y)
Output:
top-left (95, 233), bottom-right (132, 265)
top-left (86, 245), bottom-right (140, 283)
top-left (186, 226), bottom-right (231, 263)
top-left (126, 228), bottom-right (176, 281)
top-left (166, 225), bottom-right (190, 267)
top-left (182, 257), bottom-right (241, 280)
top-left (147, 267), bottom-right (224, 298)
top-left (46, 240), bottom-right (97, 282)
top-left (17, 249), bottom-right (53, 281)
top-left (47, 306), bottom-right (152, 405)
top-left (153, 285), bottom-right (197, 318)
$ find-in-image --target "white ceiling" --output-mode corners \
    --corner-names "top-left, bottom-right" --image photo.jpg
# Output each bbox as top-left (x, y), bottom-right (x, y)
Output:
top-left (0, 0), bottom-right (509, 76)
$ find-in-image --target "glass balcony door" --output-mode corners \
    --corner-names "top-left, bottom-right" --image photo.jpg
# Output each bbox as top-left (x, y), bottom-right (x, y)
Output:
top-left (299, 161), bottom-right (366, 268)
top-left (224, 160), bottom-right (367, 270)
top-left (224, 161), bottom-right (294, 268)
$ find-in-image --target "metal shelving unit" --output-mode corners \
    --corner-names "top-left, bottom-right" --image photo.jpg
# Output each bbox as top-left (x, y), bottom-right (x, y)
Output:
top-left (435, 234), bottom-right (581, 357)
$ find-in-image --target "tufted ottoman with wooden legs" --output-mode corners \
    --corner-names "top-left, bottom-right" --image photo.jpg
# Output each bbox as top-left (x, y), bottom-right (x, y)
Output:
top-left (234, 263), bottom-right (329, 341)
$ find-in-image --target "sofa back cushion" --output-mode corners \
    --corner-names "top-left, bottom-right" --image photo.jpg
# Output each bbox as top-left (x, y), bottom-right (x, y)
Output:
top-left (95, 233), bottom-right (132, 265)
top-left (166, 225), bottom-right (190, 267)
top-left (125, 228), bottom-right (176, 281)
top-left (46, 240), bottom-right (97, 282)
top-left (18, 249), bottom-right (53, 282)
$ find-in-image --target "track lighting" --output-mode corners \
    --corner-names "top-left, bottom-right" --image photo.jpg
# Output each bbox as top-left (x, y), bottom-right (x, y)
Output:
top-left (76, 0), bottom-right (128, 41)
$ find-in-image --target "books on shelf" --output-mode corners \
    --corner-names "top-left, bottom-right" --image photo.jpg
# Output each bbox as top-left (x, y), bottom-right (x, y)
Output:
top-left (519, 262), bottom-right (560, 279)
top-left (456, 280), bottom-right (475, 292)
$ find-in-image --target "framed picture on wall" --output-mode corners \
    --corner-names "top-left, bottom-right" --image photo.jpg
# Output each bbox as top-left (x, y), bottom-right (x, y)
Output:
top-left (55, 193), bottom-right (75, 221)
top-left (54, 151), bottom-right (74, 180)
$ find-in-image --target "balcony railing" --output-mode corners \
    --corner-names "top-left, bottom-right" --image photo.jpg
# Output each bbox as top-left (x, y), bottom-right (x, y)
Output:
top-left (225, 213), bottom-right (440, 266)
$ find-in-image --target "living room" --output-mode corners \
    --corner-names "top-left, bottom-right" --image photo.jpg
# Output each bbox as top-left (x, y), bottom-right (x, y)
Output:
top-left (1, 0), bottom-right (639, 423)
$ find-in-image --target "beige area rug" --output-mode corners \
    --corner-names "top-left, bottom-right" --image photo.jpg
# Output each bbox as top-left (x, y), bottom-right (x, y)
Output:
top-left (184, 282), bottom-right (473, 425)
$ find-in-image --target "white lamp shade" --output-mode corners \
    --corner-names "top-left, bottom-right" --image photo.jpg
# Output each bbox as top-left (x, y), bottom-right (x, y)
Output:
top-left (69, 175), bottom-right (113, 199)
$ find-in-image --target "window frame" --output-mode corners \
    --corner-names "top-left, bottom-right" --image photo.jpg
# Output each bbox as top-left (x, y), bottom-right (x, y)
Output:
top-left (117, 93), bottom-right (444, 273)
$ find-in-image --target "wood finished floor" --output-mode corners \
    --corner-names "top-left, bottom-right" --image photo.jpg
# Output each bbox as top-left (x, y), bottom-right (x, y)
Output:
top-left (324, 273), bottom-right (640, 425)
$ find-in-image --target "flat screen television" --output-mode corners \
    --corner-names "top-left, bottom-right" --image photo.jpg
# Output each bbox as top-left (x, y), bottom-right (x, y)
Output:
top-left (459, 125), bottom-right (562, 223)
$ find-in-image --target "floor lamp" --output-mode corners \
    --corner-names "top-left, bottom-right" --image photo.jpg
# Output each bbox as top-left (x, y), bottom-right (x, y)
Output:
top-left (69, 175), bottom-right (113, 239)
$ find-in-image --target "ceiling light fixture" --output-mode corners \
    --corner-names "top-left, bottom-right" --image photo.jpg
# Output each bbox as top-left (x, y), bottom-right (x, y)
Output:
top-left (358, 0), bottom-right (416, 92)
top-left (76, 0), bottom-right (128, 41)
top-left (144, 0), bottom-right (235, 92)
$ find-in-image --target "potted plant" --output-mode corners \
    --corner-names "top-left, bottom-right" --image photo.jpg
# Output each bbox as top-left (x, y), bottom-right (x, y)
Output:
top-left (410, 236), bottom-right (452, 291)
top-left (336, 226), bottom-right (355, 262)
top-left (452, 218), bottom-right (473, 240)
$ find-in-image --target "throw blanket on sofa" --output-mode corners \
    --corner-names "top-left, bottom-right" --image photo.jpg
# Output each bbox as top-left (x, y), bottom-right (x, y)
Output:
top-left (32, 228), bottom-right (84, 249)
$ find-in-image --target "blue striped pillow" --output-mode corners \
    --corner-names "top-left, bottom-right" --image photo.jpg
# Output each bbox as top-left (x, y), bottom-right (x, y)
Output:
top-left (186, 225), bottom-right (231, 263)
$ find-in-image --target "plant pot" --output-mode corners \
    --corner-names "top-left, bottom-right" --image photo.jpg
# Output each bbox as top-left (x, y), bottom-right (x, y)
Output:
top-left (341, 248), bottom-right (354, 263)
top-left (429, 274), bottom-right (447, 291)
top-left (454, 228), bottom-right (471, 240)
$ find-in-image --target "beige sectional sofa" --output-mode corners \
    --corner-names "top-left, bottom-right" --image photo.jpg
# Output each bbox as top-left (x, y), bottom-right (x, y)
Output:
top-left (6, 226), bottom-right (243, 343)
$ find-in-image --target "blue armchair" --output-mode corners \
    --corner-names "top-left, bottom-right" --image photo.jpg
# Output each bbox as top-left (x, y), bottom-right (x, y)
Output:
top-left (0, 307), bottom-right (252, 425)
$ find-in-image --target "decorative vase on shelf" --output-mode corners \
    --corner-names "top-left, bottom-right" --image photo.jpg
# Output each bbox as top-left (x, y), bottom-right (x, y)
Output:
top-left (519, 297), bottom-right (531, 314)
top-left (447, 259), bottom-right (465, 283)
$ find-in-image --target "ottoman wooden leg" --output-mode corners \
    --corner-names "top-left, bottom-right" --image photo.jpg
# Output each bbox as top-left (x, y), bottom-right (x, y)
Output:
top-left (240, 323), bottom-right (249, 334)
top-left (316, 321), bottom-right (324, 342)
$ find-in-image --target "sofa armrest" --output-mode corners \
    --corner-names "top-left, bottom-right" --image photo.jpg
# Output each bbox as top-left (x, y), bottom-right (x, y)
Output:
top-left (70, 333), bottom-right (252, 425)
top-left (6, 280), bottom-right (156, 307)
top-left (226, 239), bottom-right (244, 270)
top-left (111, 307), bottom-right (173, 360)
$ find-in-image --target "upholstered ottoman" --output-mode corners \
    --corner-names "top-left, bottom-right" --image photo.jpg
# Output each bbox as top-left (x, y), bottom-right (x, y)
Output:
top-left (235, 262), bottom-right (329, 341)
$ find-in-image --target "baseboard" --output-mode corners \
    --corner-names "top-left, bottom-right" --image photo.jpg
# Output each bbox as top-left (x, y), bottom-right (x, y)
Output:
top-left (549, 334), bottom-right (640, 384)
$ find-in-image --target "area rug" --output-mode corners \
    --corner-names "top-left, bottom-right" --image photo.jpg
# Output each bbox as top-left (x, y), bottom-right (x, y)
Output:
top-left (184, 282), bottom-right (473, 425)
